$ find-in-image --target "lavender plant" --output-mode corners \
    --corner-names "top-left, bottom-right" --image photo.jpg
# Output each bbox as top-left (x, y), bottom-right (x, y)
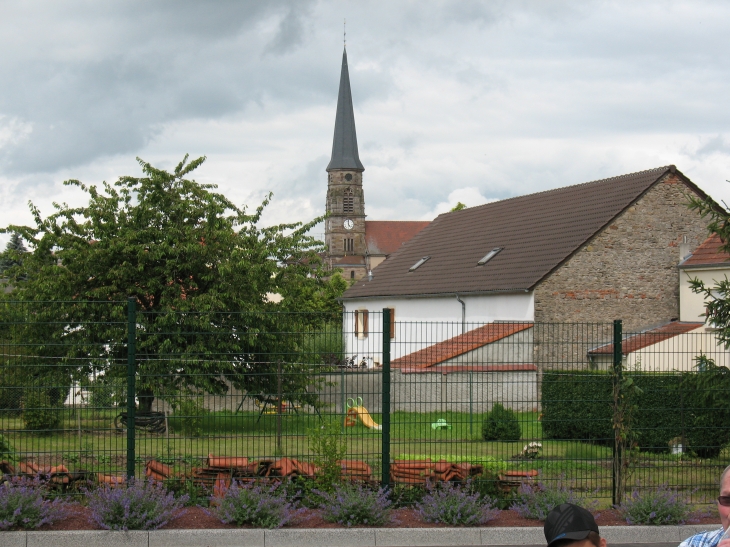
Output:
top-left (85, 478), bottom-right (188, 530)
top-left (316, 482), bottom-right (392, 527)
top-left (208, 481), bottom-right (302, 528)
top-left (416, 481), bottom-right (500, 526)
top-left (0, 476), bottom-right (69, 530)
top-left (616, 485), bottom-right (700, 525)
top-left (511, 480), bottom-right (595, 520)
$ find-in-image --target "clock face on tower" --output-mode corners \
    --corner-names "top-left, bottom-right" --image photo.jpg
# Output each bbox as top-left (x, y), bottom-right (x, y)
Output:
top-left (343, 219), bottom-right (354, 230)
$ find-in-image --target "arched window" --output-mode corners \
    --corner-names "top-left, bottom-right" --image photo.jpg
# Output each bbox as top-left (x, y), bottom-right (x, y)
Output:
top-left (343, 187), bottom-right (354, 213)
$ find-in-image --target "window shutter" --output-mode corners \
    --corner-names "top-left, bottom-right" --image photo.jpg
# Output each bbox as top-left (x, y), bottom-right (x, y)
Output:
top-left (363, 310), bottom-right (369, 336)
top-left (354, 311), bottom-right (360, 336)
top-left (388, 308), bottom-right (395, 339)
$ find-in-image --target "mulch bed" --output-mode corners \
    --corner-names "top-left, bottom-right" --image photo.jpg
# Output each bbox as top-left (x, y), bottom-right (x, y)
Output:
top-left (38, 505), bottom-right (721, 531)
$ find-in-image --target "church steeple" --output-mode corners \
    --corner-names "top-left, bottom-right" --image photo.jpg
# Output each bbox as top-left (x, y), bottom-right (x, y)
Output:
top-left (326, 47), bottom-right (364, 172)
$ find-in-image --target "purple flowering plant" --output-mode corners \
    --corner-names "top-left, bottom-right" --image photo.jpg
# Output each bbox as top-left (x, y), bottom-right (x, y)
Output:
top-left (511, 480), bottom-right (596, 520)
top-left (316, 482), bottom-right (392, 527)
top-left (84, 478), bottom-right (188, 530)
top-left (207, 480), bottom-right (302, 529)
top-left (416, 480), bottom-right (500, 526)
top-left (0, 476), bottom-right (69, 530)
top-left (616, 484), bottom-right (705, 525)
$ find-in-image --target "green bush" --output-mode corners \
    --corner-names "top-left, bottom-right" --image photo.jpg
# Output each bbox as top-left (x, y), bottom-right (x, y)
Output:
top-left (174, 397), bottom-right (206, 437)
top-left (541, 370), bottom-right (730, 457)
top-left (0, 366), bottom-right (24, 414)
top-left (482, 403), bottom-right (521, 442)
top-left (22, 389), bottom-right (63, 432)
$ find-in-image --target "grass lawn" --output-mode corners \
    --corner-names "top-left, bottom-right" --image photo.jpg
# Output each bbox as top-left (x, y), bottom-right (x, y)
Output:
top-left (1, 407), bottom-right (724, 500)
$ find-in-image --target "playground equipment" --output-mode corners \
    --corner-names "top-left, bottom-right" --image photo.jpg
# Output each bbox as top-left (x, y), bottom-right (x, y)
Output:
top-left (431, 418), bottom-right (452, 430)
top-left (344, 397), bottom-right (382, 431)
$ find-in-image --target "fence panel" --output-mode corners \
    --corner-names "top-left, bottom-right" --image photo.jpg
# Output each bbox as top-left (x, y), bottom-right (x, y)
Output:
top-left (0, 300), bottom-right (128, 486)
top-left (0, 300), bottom-right (727, 503)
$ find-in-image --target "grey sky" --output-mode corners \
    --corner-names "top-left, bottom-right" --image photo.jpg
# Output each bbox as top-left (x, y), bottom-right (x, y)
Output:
top-left (2, 0), bottom-right (730, 246)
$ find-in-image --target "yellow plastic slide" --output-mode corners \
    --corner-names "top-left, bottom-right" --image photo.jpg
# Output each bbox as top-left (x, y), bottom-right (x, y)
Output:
top-left (345, 397), bottom-right (382, 431)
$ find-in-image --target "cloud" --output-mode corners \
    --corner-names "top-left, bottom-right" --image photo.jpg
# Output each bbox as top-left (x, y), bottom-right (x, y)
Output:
top-left (422, 187), bottom-right (497, 220)
top-left (692, 135), bottom-right (730, 158)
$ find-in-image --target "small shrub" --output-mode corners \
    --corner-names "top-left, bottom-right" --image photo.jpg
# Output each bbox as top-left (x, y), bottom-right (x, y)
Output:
top-left (208, 480), bottom-right (301, 528)
top-left (317, 482), bottom-right (392, 527)
top-left (482, 403), bottom-right (521, 442)
top-left (520, 442), bottom-right (542, 459)
top-left (175, 397), bottom-right (206, 437)
top-left (85, 478), bottom-right (188, 530)
top-left (511, 480), bottom-right (595, 520)
top-left (0, 434), bottom-right (16, 463)
top-left (0, 476), bottom-right (69, 530)
top-left (416, 481), bottom-right (500, 526)
top-left (616, 485), bottom-right (699, 525)
top-left (389, 484), bottom-right (426, 508)
top-left (22, 389), bottom-right (62, 433)
top-left (307, 420), bottom-right (347, 493)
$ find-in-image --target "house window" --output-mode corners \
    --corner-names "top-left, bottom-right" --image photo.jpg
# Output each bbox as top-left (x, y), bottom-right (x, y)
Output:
top-left (343, 188), bottom-right (354, 213)
top-left (355, 310), bottom-right (369, 338)
top-left (344, 238), bottom-right (354, 253)
top-left (478, 247), bottom-right (503, 265)
top-left (409, 256), bottom-right (430, 272)
top-left (350, 270), bottom-right (355, 279)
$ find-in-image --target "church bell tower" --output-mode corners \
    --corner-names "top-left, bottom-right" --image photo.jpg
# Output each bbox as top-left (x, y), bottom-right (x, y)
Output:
top-left (324, 47), bottom-right (367, 276)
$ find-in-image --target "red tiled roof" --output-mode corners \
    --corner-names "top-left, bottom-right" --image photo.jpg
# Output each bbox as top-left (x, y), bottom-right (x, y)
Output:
top-left (681, 234), bottom-right (730, 267)
top-left (391, 322), bottom-right (533, 369)
top-left (399, 364), bottom-right (537, 374)
top-left (588, 321), bottom-right (704, 355)
top-left (365, 221), bottom-right (430, 256)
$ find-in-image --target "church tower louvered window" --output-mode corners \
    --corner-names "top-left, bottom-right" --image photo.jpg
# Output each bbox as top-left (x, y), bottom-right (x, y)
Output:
top-left (343, 187), bottom-right (354, 213)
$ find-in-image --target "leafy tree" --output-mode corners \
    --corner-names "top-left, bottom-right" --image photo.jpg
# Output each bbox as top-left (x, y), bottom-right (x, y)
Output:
top-left (686, 190), bottom-right (730, 344)
top-left (683, 191), bottom-right (730, 427)
top-left (0, 156), bottom-right (345, 412)
top-left (450, 202), bottom-right (467, 212)
top-left (0, 232), bottom-right (27, 275)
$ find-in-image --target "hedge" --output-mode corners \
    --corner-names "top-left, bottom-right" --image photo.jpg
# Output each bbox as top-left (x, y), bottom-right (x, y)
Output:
top-left (541, 370), bottom-right (730, 457)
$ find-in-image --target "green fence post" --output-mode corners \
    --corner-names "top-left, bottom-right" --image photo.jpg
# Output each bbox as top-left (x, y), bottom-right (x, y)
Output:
top-left (126, 297), bottom-right (137, 480)
top-left (381, 308), bottom-right (391, 488)
top-left (611, 319), bottom-right (622, 506)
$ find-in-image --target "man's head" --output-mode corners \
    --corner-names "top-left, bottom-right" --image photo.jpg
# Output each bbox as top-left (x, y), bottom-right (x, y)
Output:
top-left (545, 503), bottom-right (606, 547)
top-left (718, 463), bottom-right (730, 530)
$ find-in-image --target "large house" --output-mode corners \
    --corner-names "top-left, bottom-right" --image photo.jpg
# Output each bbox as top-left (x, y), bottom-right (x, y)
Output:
top-left (340, 166), bottom-right (713, 367)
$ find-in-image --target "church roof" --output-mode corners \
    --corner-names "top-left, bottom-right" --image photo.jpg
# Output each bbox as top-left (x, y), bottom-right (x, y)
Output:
top-left (679, 234), bottom-right (730, 268)
top-left (366, 221), bottom-right (431, 256)
top-left (326, 48), bottom-right (364, 172)
top-left (343, 166), bottom-right (707, 299)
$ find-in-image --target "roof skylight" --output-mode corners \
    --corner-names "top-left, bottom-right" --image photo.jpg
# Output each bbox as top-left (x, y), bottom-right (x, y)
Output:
top-left (409, 256), bottom-right (431, 272)
top-left (478, 247), bottom-right (503, 266)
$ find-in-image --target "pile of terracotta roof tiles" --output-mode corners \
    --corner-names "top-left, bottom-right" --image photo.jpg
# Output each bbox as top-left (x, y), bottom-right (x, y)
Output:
top-left (0, 459), bottom-right (88, 487)
top-left (144, 454), bottom-right (373, 490)
top-left (389, 459), bottom-right (484, 484)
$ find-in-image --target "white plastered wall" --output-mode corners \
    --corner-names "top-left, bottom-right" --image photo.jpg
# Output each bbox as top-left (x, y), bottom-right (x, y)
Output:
top-left (679, 267), bottom-right (730, 323)
top-left (342, 292), bottom-right (534, 363)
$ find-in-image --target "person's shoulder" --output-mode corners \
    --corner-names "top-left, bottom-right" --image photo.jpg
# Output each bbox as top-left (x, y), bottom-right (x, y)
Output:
top-left (679, 528), bottom-right (724, 547)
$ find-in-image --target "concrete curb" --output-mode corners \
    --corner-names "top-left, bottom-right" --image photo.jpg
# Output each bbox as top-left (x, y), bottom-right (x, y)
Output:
top-left (2, 525), bottom-right (720, 547)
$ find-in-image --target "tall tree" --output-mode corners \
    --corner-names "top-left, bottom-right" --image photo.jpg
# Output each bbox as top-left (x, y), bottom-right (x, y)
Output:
top-left (1, 156), bottom-right (344, 411)
top-left (0, 232), bottom-right (27, 275)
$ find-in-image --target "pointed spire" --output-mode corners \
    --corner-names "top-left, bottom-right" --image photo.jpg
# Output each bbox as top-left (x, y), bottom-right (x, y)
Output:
top-left (327, 47), bottom-right (364, 172)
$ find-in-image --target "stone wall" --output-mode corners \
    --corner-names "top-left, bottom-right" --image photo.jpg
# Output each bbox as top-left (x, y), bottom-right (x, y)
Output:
top-left (533, 172), bottom-right (709, 367)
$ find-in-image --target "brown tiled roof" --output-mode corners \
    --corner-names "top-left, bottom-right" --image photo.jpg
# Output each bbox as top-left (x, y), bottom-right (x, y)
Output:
top-left (588, 321), bottom-right (704, 355)
top-left (391, 322), bottom-right (533, 369)
top-left (680, 234), bottom-right (730, 268)
top-left (344, 166), bottom-right (706, 299)
top-left (365, 221), bottom-right (430, 256)
top-left (399, 364), bottom-right (537, 374)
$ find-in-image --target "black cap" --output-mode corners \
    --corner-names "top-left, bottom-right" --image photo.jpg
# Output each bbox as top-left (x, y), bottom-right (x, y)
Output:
top-left (544, 503), bottom-right (599, 547)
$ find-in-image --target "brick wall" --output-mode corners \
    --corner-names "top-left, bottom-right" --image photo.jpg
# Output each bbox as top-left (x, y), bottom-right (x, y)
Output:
top-left (533, 173), bottom-right (709, 367)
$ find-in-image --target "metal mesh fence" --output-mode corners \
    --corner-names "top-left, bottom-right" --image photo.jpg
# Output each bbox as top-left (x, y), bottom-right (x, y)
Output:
top-left (1, 300), bottom-right (728, 503)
